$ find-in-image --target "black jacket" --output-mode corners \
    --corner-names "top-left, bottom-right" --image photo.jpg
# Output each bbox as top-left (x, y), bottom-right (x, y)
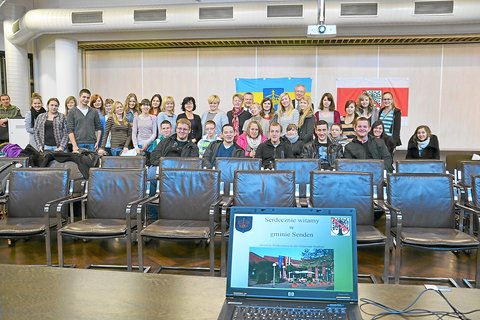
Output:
top-left (201, 140), bottom-right (244, 169)
top-left (343, 135), bottom-right (393, 172)
top-left (379, 108), bottom-right (402, 146)
top-left (255, 139), bottom-right (294, 169)
top-left (150, 134), bottom-right (199, 165)
top-left (298, 114), bottom-right (315, 144)
top-left (406, 134), bottom-right (440, 160)
top-left (301, 138), bottom-right (343, 170)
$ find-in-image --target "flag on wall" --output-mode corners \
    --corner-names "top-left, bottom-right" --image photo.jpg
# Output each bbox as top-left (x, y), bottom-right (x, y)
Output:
top-left (236, 77), bottom-right (312, 110)
top-left (336, 78), bottom-right (409, 117)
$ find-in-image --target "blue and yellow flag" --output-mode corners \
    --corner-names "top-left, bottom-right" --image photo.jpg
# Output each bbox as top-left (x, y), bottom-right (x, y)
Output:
top-left (235, 77), bottom-right (312, 110)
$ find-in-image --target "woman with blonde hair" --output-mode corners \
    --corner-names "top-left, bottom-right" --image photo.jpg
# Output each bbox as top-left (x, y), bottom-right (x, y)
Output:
top-left (378, 91), bottom-right (402, 147)
top-left (298, 96), bottom-right (315, 143)
top-left (356, 91), bottom-right (379, 124)
top-left (201, 94), bottom-right (228, 136)
top-left (314, 92), bottom-right (340, 127)
top-left (236, 120), bottom-right (266, 157)
top-left (25, 92), bottom-right (46, 149)
top-left (157, 95), bottom-right (177, 132)
top-left (98, 101), bottom-right (131, 156)
top-left (124, 93), bottom-right (139, 123)
top-left (227, 93), bottom-right (251, 137)
top-left (277, 92), bottom-right (299, 136)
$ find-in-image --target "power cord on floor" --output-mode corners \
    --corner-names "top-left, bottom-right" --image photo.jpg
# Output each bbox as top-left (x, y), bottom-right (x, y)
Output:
top-left (359, 288), bottom-right (480, 319)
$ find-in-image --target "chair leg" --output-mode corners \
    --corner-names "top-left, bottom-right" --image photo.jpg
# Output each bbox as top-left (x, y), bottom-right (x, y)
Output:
top-left (383, 242), bottom-right (390, 284)
top-left (138, 234), bottom-right (144, 272)
top-left (126, 231), bottom-right (132, 272)
top-left (57, 230), bottom-right (64, 268)
top-left (394, 243), bottom-right (402, 285)
top-left (476, 247), bottom-right (480, 289)
top-left (45, 227), bottom-right (52, 266)
top-left (210, 234), bottom-right (215, 276)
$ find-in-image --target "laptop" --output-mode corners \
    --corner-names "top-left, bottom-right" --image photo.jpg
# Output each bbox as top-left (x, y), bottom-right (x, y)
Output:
top-left (218, 207), bottom-right (362, 320)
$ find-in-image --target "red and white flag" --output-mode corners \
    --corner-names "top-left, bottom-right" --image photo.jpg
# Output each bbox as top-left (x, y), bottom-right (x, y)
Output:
top-left (336, 78), bottom-right (409, 117)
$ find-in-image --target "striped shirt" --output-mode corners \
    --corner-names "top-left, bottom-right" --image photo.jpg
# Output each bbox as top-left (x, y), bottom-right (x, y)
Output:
top-left (380, 110), bottom-right (394, 137)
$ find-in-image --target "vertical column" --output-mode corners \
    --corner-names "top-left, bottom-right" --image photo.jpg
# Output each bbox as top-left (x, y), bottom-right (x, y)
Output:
top-left (55, 38), bottom-right (78, 112)
top-left (3, 3), bottom-right (29, 112)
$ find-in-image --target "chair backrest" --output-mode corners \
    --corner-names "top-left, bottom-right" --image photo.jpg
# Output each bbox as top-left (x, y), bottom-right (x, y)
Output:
top-left (7, 168), bottom-right (70, 218)
top-left (310, 171), bottom-right (374, 225)
top-left (387, 173), bottom-right (454, 228)
top-left (158, 168), bottom-right (220, 221)
top-left (396, 160), bottom-right (446, 174)
top-left (100, 156), bottom-right (146, 168)
top-left (445, 153), bottom-right (475, 176)
top-left (233, 170), bottom-right (296, 207)
top-left (159, 157), bottom-right (202, 169)
top-left (459, 161), bottom-right (480, 187)
top-left (0, 157), bottom-right (29, 168)
top-left (86, 168), bottom-right (146, 219)
top-left (472, 175), bottom-right (480, 208)
top-left (0, 157), bottom-right (29, 194)
top-left (274, 159), bottom-right (320, 198)
top-left (335, 159), bottom-right (385, 199)
top-left (216, 157), bottom-right (262, 196)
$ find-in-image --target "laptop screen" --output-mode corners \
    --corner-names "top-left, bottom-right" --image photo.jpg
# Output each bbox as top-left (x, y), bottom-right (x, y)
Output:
top-left (226, 207), bottom-right (358, 302)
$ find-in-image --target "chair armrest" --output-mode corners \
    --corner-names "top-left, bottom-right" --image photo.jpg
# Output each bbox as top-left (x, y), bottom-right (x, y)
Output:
top-left (210, 198), bottom-right (224, 229)
top-left (135, 194), bottom-right (160, 216)
top-left (0, 194), bottom-right (8, 203)
top-left (44, 195), bottom-right (78, 216)
top-left (126, 195), bottom-right (156, 217)
top-left (373, 199), bottom-right (387, 211)
top-left (54, 194), bottom-right (88, 228)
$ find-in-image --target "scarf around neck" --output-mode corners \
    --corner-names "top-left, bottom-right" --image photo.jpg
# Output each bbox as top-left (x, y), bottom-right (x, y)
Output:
top-left (246, 135), bottom-right (262, 151)
top-left (417, 138), bottom-right (430, 156)
top-left (231, 107), bottom-right (244, 136)
top-left (30, 107), bottom-right (46, 128)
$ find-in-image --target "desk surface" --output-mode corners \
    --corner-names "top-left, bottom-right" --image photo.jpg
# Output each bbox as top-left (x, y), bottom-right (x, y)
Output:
top-left (0, 264), bottom-right (478, 320)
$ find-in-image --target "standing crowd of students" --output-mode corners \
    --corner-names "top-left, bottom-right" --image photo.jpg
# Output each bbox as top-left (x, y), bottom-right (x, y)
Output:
top-left (0, 85), bottom-right (441, 167)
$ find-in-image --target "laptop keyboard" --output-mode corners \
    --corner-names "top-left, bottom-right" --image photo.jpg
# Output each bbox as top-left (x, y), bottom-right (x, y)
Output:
top-left (232, 305), bottom-right (348, 320)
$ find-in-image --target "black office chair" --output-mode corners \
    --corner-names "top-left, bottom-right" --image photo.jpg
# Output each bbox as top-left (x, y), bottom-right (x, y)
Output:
top-left (220, 170), bottom-right (297, 276)
top-left (274, 159), bottom-right (320, 207)
top-left (309, 171), bottom-right (391, 284)
top-left (0, 168), bottom-right (71, 266)
top-left (137, 168), bottom-right (222, 275)
top-left (396, 160), bottom-right (446, 174)
top-left (100, 156), bottom-right (146, 168)
top-left (387, 173), bottom-right (480, 288)
top-left (57, 168), bottom-right (148, 271)
top-left (215, 157), bottom-right (262, 198)
top-left (159, 157), bottom-right (202, 169)
top-left (455, 161), bottom-right (480, 234)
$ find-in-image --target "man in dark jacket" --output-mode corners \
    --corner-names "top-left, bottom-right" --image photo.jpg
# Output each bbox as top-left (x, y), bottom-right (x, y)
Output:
top-left (343, 117), bottom-right (393, 172)
top-left (150, 118), bottom-right (199, 165)
top-left (255, 122), bottom-right (293, 169)
top-left (301, 120), bottom-right (343, 169)
top-left (202, 124), bottom-right (244, 169)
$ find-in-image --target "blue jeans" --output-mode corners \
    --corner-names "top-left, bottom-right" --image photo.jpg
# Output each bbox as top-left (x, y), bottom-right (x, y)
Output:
top-left (110, 147), bottom-right (123, 156)
top-left (77, 143), bottom-right (95, 151)
top-left (44, 145), bottom-right (56, 151)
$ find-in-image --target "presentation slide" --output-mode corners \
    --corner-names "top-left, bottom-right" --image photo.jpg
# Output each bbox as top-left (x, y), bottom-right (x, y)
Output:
top-left (230, 213), bottom-right (354, 293)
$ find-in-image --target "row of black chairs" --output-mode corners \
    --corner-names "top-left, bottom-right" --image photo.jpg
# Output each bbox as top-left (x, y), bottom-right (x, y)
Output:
top-left (0, 157), bottom-right (479, 288)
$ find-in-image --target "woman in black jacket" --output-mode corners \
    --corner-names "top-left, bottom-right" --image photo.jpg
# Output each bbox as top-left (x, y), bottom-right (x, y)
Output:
top-left (285, 124), bottom-right (303, 158)
top-left (406, 125), bottom-right (440, 159)
top-left (177, 96), bottom-right (202, 144)
top-left (370, 120), bottom-right (395, 157)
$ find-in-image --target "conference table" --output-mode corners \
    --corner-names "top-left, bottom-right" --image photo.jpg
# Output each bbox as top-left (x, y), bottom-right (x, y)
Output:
top-left (0, 264), bottom-right (478, 320)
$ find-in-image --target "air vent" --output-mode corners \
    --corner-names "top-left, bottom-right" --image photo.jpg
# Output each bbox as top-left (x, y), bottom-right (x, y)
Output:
top-left (414, 1), bottom-right (454, 14)
top-left (12, 20), bottom-right (20, 34)
top-left (267, 5), bottom-right (303, 18)
top-left (199, 7), bottom-right (233, 20)
top-left (341, 3), bottom-right (378, 16)
top-left (134, 9), bottom-right (167, 22)
top-left (71, 11), bottom-right (103, 24)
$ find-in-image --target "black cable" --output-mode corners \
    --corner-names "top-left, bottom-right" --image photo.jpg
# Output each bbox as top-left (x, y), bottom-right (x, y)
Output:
top-left (360, 288), bottom-right (480, 319)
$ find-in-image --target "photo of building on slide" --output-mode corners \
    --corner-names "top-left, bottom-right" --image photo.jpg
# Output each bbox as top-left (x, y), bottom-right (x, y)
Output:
top-left (248, 247), bottom-right (334, 290)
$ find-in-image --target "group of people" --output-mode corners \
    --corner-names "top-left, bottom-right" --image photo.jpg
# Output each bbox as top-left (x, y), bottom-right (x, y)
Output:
top-left (0, 86), bottom-right (441, 168)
